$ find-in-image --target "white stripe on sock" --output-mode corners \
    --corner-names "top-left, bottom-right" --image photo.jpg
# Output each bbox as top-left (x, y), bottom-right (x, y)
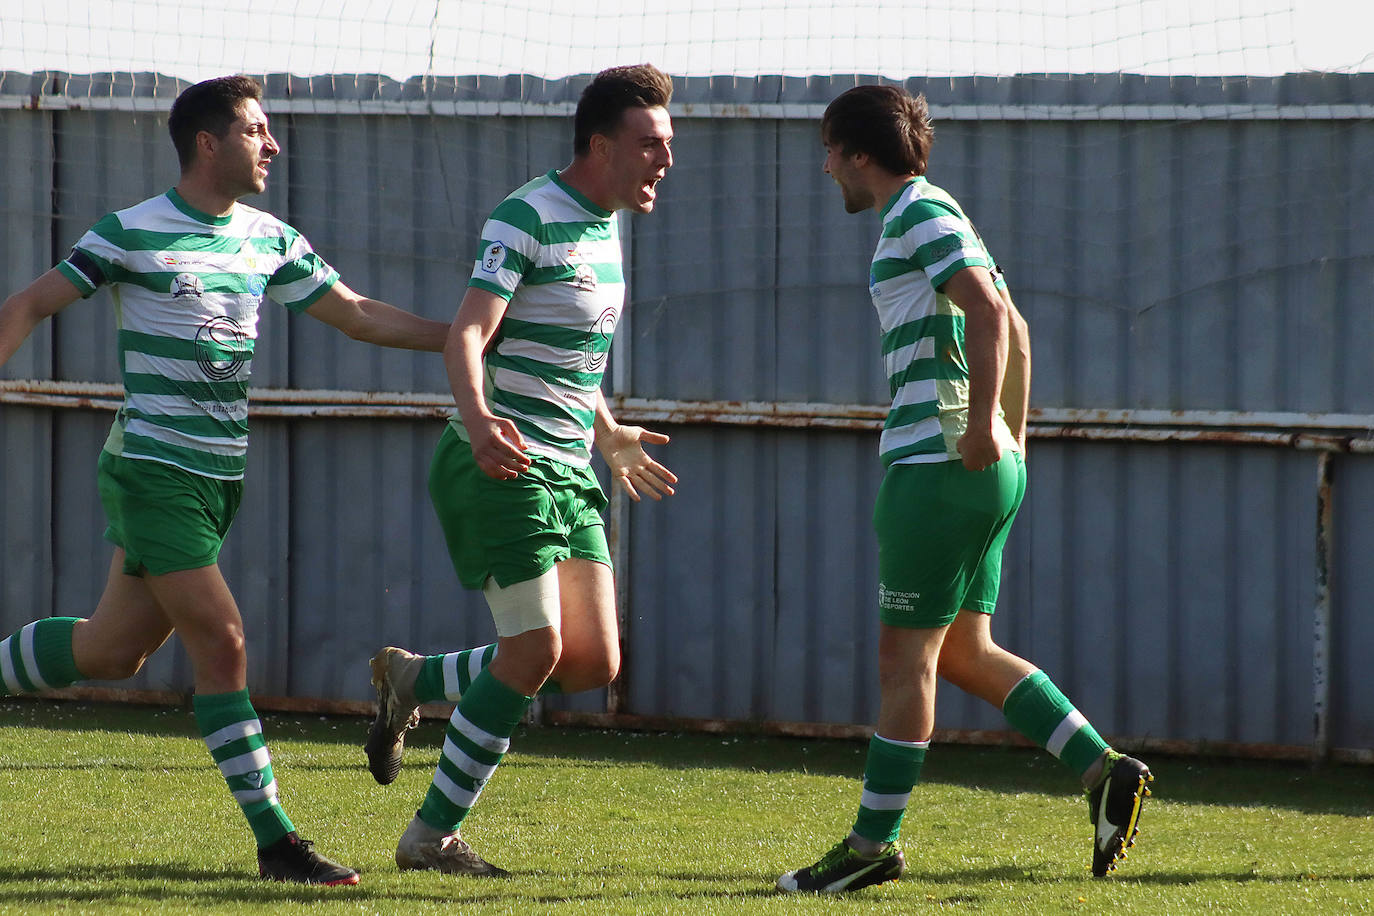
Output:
top-left (432, 766), bottom-right (480, 809)
top-left (216, 745), bottom-right (272, 777)
top-left (0, 635), bottom-right (21, 693)
top-left (231, 776), bottom-right (278, 805)
top-left (468, 648), bottom-right (489, 685)
top-left (860, 789), bottom-right (911, 811)
top-left (203, 719), bottom-right (264, 750)
top-left (1046, 710), bottom-right (1089, 759)
top-left (442, 652), bottom-right (460, 699)
top-left (451, 709), bottom-right (512, 755)
top-left (20, 623), bottom-right (52, 691)
top-left (442, 735), bottom-right (502, 783)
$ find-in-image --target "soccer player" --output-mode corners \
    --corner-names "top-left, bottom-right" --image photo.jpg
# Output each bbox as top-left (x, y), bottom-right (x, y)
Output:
top-left (362, 63), bottom-right (678, 876)
top-left (775, 84), bottom-right (1153, 894)
top-left (0, 75), bottom-right (450, 885)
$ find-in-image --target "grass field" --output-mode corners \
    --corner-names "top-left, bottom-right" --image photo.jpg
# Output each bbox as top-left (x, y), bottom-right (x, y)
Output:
top-left (1, 699), bottom-right (1371, 915)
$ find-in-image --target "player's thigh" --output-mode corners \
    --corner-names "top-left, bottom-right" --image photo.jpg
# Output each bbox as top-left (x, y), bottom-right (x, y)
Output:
top-left (140, 562), bottom-right (246, 661)
top-left (73, 550), bottom-right (175, 669)
top-left (555, 557), bottom-right (617, 662)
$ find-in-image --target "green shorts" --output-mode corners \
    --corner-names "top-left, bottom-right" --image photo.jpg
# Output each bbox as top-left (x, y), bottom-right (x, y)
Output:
top-left (873, 450), bottom-right (1026, 629)
top-left (428, 424), bottom-right (611, 591)
top-left (97, 450), bottom-right (242, 576)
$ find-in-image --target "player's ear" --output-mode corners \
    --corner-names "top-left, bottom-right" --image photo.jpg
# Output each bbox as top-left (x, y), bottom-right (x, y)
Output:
top-left (588, 131), bottom-right (612, 162)
top-left (193, 129), bottom-right (218, 164)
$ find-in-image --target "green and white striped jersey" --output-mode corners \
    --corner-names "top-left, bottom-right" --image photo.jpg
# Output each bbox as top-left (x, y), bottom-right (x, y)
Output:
top-left (57, 188), bottom-right (338, 480)
top-left (464, 170), bottom-right (624, 468)
top-left (870, 177), bottom-right (1013, 467)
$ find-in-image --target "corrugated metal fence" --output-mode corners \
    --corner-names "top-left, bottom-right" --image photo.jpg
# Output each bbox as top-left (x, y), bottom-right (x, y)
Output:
top-left (1, 71), bottom-right (1371, 760)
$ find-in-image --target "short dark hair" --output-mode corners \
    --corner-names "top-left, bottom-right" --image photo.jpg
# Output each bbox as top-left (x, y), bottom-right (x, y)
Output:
top-left (168, 75), bottom-right (264, 169)
top-left (821, 84), bottom-right (934, 176)
top-left (573, 64), bottom-right (673, 156)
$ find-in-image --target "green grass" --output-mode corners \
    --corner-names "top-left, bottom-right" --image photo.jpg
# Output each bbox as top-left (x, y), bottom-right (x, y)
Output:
top-left (1, 699), bottom-right (1371, 914)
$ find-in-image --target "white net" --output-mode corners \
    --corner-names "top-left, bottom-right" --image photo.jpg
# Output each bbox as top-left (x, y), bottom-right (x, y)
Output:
top-left (4, 0), bottom-right (1369, 85)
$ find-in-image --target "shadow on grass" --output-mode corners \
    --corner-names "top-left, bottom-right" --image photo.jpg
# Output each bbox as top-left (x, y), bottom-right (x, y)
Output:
top-left (6, 699), bottom-right (1373, 818)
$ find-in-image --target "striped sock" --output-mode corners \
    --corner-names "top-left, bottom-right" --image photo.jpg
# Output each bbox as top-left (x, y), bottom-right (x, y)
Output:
top-left (417, 669), bottom-right (531, 832)
top-left (850, 734), bottom-right (928, 845)
top-left (0, 617), bottom-right (84, 696)
top-left (413, 644), bottom-right (562, 703)
top-left (194, 689), bottom-right (296, 848)
top-left (1002, 669), bottom-right (1110, 780)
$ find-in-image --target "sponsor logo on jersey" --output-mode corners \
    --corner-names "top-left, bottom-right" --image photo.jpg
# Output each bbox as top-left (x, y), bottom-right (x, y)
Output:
top-left (247, 275), bottom-right (267, 296)
top-left (195, 315), bottom-right (249, 382)
top-left (480, 241), bottom-right (506, 274)
top-left (584, 307), bottom-right (617, 373)
top-left (572, 263), bottom-right (597, 291)
top-left (171, 272), bottom-right (204, 299)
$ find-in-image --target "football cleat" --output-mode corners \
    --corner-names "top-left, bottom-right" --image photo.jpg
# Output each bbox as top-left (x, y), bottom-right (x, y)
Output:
top-left (364, 646), bottom-right (424, 785)
top-left (776, 839), bottom-right (905, 893)
top-left (257, 832), bottom-right (359, 886)
top-left (395, 813), bottom-right (509, 877)
top-left (1088, 752), bottom-right (1153, 876)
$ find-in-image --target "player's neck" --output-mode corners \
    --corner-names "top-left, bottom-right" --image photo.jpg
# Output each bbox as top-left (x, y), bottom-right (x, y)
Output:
top-left (866, 170), bottom-right (917, 213)
top-left (556, 159), bottom-right (615, 212)
top-left (174, 174), bottom-right (240, 218)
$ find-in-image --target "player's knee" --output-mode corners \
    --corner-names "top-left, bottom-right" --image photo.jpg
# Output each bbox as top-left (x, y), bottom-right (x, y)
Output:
top-left (583, 651), bottom-right (620, 688)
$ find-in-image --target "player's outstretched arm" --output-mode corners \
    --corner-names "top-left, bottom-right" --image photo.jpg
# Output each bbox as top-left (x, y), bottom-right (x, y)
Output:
top-left (0, 269), bottom-right (83, 369)
top-left (593, 390), bottom-right (677, 502)
top-left (304, 280), bottom-right (448, 351)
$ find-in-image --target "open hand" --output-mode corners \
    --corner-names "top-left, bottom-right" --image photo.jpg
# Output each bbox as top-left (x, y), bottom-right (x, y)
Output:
top-left (596, 425), bottom-right (677, 501)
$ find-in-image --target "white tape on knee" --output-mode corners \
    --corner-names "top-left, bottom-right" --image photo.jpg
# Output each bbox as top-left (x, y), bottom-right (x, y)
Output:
top-left (483, 569), bottom-right (561, 637)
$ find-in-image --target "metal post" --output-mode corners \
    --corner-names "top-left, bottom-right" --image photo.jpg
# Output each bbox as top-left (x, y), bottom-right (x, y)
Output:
top-left (1314, 450), bottom-right (1334, 763)
top-left (606, 210), bottom-right (635, 715)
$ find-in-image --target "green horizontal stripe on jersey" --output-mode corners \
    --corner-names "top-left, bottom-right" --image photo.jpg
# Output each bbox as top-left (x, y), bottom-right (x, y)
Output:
top-left (119, 432), bottom-right (246, 477)
top-left (880, 197), bottom-right (962, 239)
top-left (119, 329), bottom-right (253, 362)
top-left (883, 400), bottom-right (939, 431)
top-left (125, 407), bottom-right (249, 440)
top-left (930, 257), bottom-right (990, 291)
top-left (487, 198), bottom-right (543, 238)
top-left (880, 313), bottom-right (961, 356)
top-left (880, 433), bottom-right (951, 466)
top-left (490, 385), bottom-right (594, 428)
top-left (487, 351), bottom-right (603, 391)
top-left (87, 224), bottom-right (291, 257)
top-left (499, 316), bottom-right (605, 354)
top-left (888, 357), bottom-right (968, 392)
top-left (115, 270), bottom-right (271, 296)
top-left (123, 371), bottom-right (248, 403)
top-left (469, 277), bottom-right (512, 299)
top-left (538, 220), bottom-right (615, 245)
top-left (266, 253), bottom-right (329, 287)
top-left (525, 262), bottom-right (623, 287)
top-left (501, 410), bottom-right (589, 452)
